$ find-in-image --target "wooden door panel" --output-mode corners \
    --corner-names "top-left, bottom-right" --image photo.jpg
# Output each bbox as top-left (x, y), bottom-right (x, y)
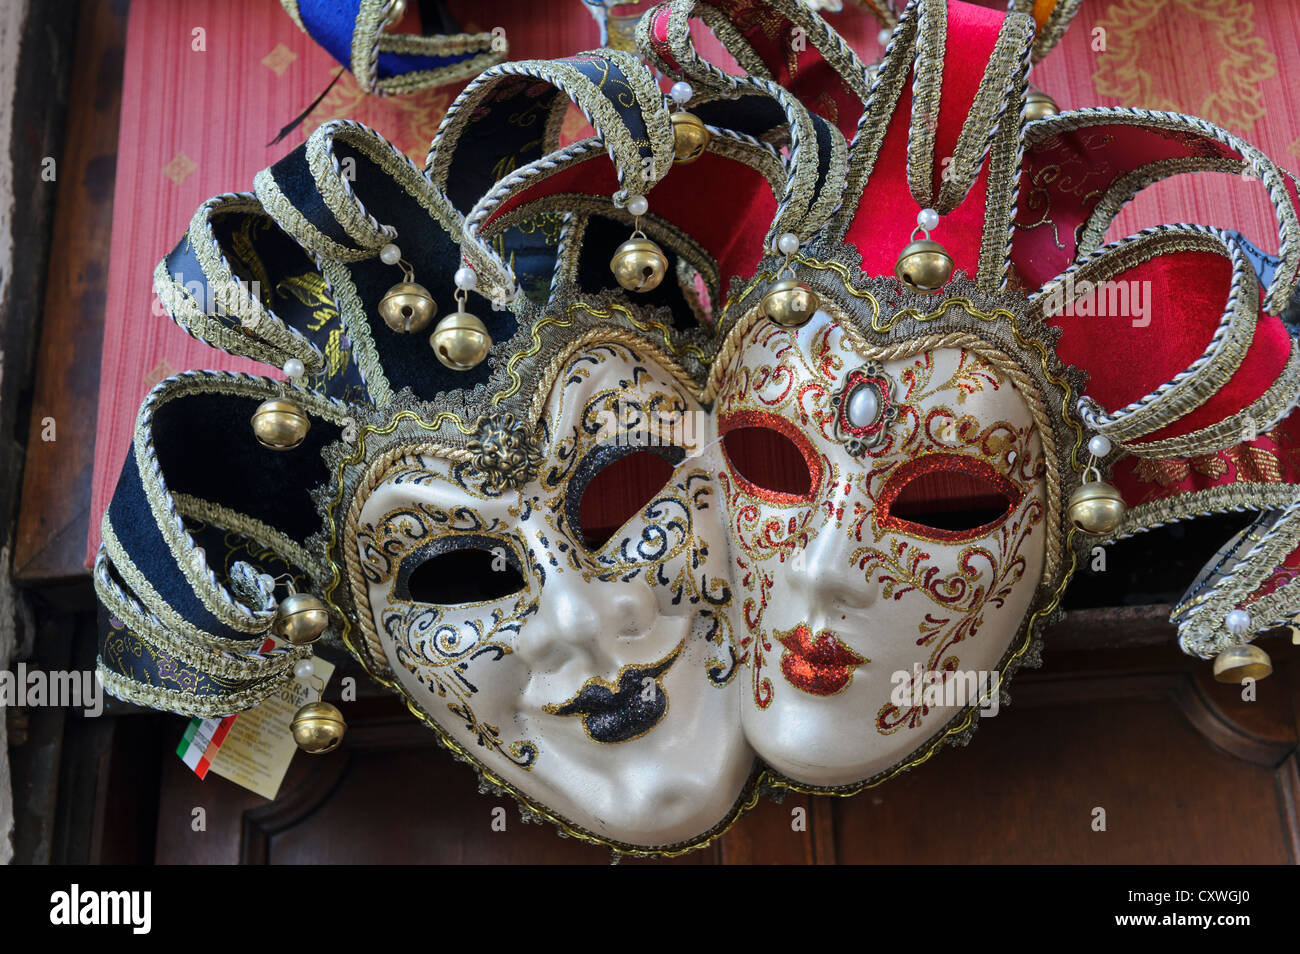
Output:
top-left (152, 652), bottom-right (1299, 864)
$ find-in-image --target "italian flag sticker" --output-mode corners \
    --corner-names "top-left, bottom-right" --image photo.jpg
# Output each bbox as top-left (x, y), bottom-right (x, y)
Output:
top-left (176, 639), bottom-right (275, 779)
top-left (177, 715), bottom-right (237, 779)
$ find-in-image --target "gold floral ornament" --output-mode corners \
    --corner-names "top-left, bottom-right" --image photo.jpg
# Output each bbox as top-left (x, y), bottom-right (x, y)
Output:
top-left (1091, 0), bottom-right (1277, 136)
top-left (466, 411), bottom-right (544, 492)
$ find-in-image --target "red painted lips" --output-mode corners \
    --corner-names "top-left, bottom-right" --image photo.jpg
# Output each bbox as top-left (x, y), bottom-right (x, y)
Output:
top-left (774, 624), bottom-right (868, 696)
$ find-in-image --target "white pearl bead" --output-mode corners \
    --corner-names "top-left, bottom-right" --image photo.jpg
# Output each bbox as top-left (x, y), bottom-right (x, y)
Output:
top-left (454, 266), bottom-right (477, 290)
top-left (627, 195), bottom-right (649, 217)
top-left (379, 243), bottom-right (401, 266)
top-left (777, 232), bottom-right (800, 256)
top-left (670, 81), bottom-right (693, 105)
top-left (1088, 434), bottom-right (1112, 457)
top-left (917, 208), bottom-right (940, 231)
top-left (846, 384), bottom-right (881, 428)
top-left (878, 29), bottom-right (892, 47)
top-left (1225, 609), bottom-right (1251, 636)
top-left (283, 358), bottom-right (305, 380)
top-left (294, 659), bottom-right (316, 680)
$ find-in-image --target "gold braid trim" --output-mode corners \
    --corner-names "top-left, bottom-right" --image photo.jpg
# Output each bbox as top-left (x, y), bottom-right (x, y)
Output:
top-left (481, 194), bottom-right (722, 307)
top-left (131, 372), bottom-right (349, 634)
top-left (636, 1), bottom-right (773, 90)
top-left (349, 0), bottom-right (504, 96)
top-left (159, 195), bottom-right (328, 375)
top-left (253, 168), bottom-right (372, 262)
top-left (1009, 0), bottom-right (1083, 63)
top-left (172, 493), bottom-right (324, 579)
top-left (978, 20), bottom-right (1032, 292)
top-left (1078, 156), bottom-right (1246, 259)
top-left (320, 258), bottom-right (393, 407)
top-left (95, 547), bottom-right (310, 681)
top-left (934, 14), bottom-right (1032, 214)
top-left (1172, 502), bottom-right (1300, 657)
top-left (1023, 108), bottom-right (1300, 315)
top-left (430, 52), bottom-right (673, 201)
top-left (1128, 340), bottom-right (1300, 459)
top-left (154, 259), bottom-right (301, 372)
top-left (905, 0), bottom-right (946, 210)
top-left (1112, 482), bottom-right (1299, 541)
top-left (833, 0), bottom-right (918, 237)
top-left (1033, 227), bottom-right (1261, 446)
top-left (101, 521), bottom-right (271, 653)
top-left (97, 662), bottom-right (288, 720)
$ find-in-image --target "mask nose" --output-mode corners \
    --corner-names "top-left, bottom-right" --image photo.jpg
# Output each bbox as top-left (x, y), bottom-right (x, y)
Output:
top-left (516, 566), bottom-right (660, 672)
top-left (787, 488), bottom-right (876, 613)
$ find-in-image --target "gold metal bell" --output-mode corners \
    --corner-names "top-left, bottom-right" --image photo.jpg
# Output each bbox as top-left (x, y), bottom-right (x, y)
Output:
top-left (378, 281), bottom-right (436, 334)
top-left (1025, 87), bottom-right (1060, 122)
top-left (430, 309), bottom-right (491, 371)
top-left (611, 236), bottom-right (668, 293)
top-left (895, 238), bottom-right (954, 292)
top-left (671, 110), bottom-right (710, 164)
top-left (1067, 479), bottom-right (1126, 535)
top-left (761, 278), bottom-right (819, 328)
top-left (291, 701), bottom-right (347, 754)
top-left (1212, 644), bottom-right (1273, 683)
top-left (272, 592), bottom-right (330, 645)
top-left (251, 398), bottom-right (310, 450)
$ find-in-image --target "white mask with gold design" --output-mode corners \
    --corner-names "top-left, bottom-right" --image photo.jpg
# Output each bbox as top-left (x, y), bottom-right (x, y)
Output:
top-left (349, 342), bottom-right (752, 848)
top-left (715, 308), bottom-right (1049, 788)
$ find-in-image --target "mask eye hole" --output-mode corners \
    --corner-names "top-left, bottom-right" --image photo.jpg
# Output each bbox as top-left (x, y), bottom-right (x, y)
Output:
top-left (877, 453), bottom-right (1022, 541)
top-left (720, 412), bottom-right (821, 503)
top-left (399, 541), bottom-right (526, 604)
top-left (571, 446), bottom-right (685, 551)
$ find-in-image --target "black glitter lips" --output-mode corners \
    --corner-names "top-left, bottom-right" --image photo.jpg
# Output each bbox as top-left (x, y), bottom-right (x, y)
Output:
top-left (542, 640), bottom-right (684, 743)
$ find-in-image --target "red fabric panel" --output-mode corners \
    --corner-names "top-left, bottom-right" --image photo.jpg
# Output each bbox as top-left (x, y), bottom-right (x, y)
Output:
top-left (484, 151), bottom-right (777, 291)
top-left (933, 1), bottom-right (1005, 199)
top-left (1111, 404), bottom-right (1300, 507)
top-left (1049, 250), bottom-right (1292, 442)
top-left (1015, 124), bottom-right (1253, 292)
top-left (1050, 252), bottom-right (1233, 410)
top-left (843, 2), bottom-right (1008, 280)
top-left (845, 76), bottom-right (992, 280)
top-left (1141, 315), bottom-right (1292, 444)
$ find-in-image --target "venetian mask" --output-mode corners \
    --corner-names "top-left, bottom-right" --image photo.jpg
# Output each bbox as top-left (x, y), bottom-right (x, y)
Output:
top-left (343, 340), bottom-right (754, 848)
top-left (710, 284), bottom-right (1073, 788)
